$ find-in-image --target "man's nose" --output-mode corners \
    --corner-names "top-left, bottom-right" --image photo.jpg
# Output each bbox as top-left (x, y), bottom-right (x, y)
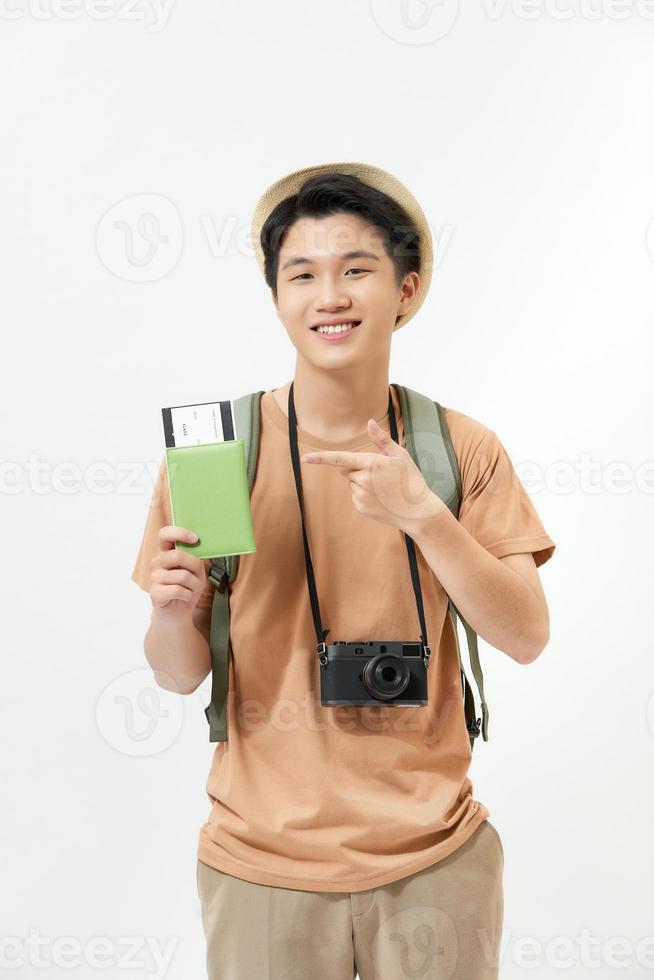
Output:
top-left (314, 274), bottom-right (351, 310)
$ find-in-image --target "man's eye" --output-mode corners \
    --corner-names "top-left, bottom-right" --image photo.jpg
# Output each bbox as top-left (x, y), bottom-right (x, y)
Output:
top-left (291, 268), bottom-right (369, 282)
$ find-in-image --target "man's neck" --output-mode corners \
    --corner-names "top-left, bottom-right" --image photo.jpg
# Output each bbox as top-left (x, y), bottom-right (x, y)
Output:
top-left (274, 361), bottom-right (392, 444)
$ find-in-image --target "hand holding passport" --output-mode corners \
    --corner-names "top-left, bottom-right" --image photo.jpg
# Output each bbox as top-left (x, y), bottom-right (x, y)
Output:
top-left (161, 398), bottom-right (257, 561)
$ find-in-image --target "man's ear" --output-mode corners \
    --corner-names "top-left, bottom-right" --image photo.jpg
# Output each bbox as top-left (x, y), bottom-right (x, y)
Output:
top-left (396, 271), bottom-right (420, 318)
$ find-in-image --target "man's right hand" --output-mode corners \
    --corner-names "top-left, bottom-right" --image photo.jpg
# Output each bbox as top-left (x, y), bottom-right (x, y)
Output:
top-left (148, 525), bottom-right (212, 625)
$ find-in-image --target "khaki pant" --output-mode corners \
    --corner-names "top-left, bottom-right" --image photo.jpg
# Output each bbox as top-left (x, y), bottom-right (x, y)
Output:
top-left (196, 818), bottom-right (504, 980)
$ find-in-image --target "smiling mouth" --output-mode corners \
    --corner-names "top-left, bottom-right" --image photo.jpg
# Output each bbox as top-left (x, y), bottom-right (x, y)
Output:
top-left (310, 321), bottom-right (362, 333)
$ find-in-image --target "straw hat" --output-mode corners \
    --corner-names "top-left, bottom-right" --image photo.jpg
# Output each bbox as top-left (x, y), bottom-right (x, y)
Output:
top-left (250, 161), bottom-right (433, 330)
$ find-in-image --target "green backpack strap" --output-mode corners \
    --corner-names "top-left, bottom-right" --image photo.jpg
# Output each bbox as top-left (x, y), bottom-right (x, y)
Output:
top-left (204, 390), bottom-right (264, 742)
top-left (447, 599), bottom-right (490, 748)
top-left (393, 384), bottom-right (489, 751)
top-left (393, 383), bottom-right (461, 517)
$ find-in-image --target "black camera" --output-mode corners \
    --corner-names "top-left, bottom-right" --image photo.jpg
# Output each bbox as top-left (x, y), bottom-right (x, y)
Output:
top-left (319, 640), bottom-right (430, 707)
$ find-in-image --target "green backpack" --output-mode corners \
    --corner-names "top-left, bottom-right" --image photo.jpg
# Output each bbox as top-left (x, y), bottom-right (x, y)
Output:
top-left (204, 384), bottom-right (490, 753)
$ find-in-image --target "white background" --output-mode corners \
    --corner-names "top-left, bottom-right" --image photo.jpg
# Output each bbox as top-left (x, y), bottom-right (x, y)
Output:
top-left (2, 2), bottom-right (653, 978)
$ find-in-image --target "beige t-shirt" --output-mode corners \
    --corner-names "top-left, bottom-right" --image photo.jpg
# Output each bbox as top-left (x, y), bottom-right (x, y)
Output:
top-left (131, 385), bottom-right (556, 893)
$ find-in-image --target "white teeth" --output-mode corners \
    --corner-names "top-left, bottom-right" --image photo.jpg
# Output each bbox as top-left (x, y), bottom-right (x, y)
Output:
top-left (316, 323), bottom-right (357, 334)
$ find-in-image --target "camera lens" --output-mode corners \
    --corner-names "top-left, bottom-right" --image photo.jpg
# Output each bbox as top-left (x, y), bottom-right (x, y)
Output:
top-left (361, 654), bottom-right (410, 701)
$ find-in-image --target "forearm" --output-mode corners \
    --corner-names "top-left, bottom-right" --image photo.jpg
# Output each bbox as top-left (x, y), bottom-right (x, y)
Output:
top-left (144, 612), bottom-right (211, 694)
top-left (404, 499), bottom-right (547, 664)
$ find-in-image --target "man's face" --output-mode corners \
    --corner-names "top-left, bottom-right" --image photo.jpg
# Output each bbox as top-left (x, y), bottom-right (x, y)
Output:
top-left (272, 211), bottom-right (419, 366)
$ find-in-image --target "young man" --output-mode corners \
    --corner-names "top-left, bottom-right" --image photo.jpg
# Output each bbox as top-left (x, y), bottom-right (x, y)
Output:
top-left (131, 161), bottom-right (556, 980)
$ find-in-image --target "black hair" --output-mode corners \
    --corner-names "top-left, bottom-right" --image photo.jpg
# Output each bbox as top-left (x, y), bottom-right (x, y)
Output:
top-left (259, 172), bottom-right (421, 325)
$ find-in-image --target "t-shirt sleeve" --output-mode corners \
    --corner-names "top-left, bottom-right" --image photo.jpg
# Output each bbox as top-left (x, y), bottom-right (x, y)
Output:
top-left (130, 457), bottom-right (216, 609)
top-left (445, 408), bottom-right (556, 568)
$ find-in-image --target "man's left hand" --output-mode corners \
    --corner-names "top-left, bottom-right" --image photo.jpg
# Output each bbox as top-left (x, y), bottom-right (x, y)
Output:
top-left (300, 417), bottom-right (445, 533)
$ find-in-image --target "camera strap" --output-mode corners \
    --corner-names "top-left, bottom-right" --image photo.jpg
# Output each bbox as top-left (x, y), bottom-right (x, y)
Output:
top-left (287, 381), bottom-right (432, 671)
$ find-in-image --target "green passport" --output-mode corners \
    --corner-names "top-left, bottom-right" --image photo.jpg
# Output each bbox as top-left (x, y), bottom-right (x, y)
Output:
top-left (161, 399), bottom-right (256, 561)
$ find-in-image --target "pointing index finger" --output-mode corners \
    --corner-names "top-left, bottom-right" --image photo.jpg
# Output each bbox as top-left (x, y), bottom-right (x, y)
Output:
top-left (300, 451), bottom-right (372, 470)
